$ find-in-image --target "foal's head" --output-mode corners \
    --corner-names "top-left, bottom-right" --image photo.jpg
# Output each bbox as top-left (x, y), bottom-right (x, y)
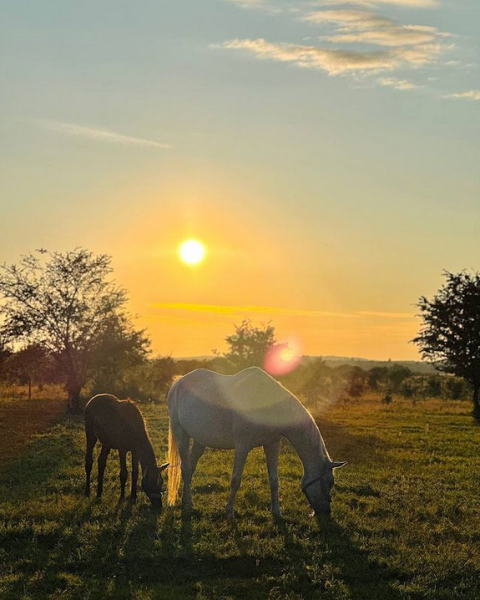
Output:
top-left (302, 460), bottom-right (346, 515)
top-left (142, 463), bottom-right (169, 508)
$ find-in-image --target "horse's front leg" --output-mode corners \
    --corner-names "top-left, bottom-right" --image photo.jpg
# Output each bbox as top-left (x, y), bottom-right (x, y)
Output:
top-left (85, 432), bottom-right (97, 497)
top-left (226, 443), bottom-right (250, 520)
top-left (264, 440), bottom-right (281, 518)
top-left (131, 453), bottom-right (139, 501)
top-left (97, 446), bottom-right (110, 498)
top-left (119, 450), bottom-right (128, 499)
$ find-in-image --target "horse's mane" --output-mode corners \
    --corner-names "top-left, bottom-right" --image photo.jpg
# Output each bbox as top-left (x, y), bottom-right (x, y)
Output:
top-left (287, 394), bottom-right (331, 460)
top-left (120, 400), bottom-right (153, 445)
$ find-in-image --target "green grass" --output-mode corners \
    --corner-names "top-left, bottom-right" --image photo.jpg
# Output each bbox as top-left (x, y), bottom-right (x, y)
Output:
top-left (1, 397), bottom-right (479, 599)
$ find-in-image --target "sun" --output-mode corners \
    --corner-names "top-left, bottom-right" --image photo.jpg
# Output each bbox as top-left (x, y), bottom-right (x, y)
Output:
top-left (178, 239), bottom-right (205, 265)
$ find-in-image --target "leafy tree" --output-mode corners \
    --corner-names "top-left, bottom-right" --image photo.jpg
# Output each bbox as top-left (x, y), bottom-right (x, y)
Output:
top-left (387, 364), bottom-right (412, 392)
top-left (367, 366), bottom-right (389, 391)
top-left (344, 366), bottom-right (367, 401)
top-left (300, 359), bottom-right (332, 408)
top-left (220, 320), bottom-right (276, 371)
top-left (7, 344), bottom-right (51, 399)
top-left (413, 271), bottom-right (480, 419)
top-left (89, 315), bottom-right (150, 393)
top-left (0, 248), bottom-right (148, 412)
top-left (0, 336), bottom-right (12, 382)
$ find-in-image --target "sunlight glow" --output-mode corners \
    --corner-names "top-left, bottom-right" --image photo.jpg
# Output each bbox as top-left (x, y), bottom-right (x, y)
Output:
top-left (178, 240), bottom-right (205, 265)
top-left (264, 339), bottom-right (302, 376)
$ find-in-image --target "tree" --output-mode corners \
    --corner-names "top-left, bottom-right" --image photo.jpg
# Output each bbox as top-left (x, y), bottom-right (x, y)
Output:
top-left (300, 359), bottom-right (333, 409)
top-left (387, 364), bottom-right (412, 392)
top-left (0, 248), bottom-right (149, 412)
top-left (88, 314), bottom-right (150, 394)
top-left (413, 271), bottom-right (480, 420)
top-left (220, 320), bottom-right (276, 371)
top-left (7, 344), bottom-right (52, 399)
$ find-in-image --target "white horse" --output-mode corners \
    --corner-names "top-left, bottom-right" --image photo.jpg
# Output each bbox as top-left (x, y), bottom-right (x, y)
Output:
top-left (167, 367), bottom-right (346, 518)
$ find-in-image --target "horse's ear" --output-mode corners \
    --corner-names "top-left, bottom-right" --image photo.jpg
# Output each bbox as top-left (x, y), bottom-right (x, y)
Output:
top-left (159, 462), bottom-right (169, 472)
top-left (330, 461), bottom-right (347, 469)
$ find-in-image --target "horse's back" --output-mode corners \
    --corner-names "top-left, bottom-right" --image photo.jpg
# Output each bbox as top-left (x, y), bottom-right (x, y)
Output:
top-left (84, 394), bottom-right (142, 450)
top-left (168, 368), bottom-right (293, 448)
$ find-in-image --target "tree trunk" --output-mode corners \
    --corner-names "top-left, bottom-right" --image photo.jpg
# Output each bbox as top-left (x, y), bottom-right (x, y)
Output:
top-left (67, 377), bottom-right (82, 413)
top-left (473, 384), bottom-right (480, 422)
top-left (28, 376), bottom-right (32, 401)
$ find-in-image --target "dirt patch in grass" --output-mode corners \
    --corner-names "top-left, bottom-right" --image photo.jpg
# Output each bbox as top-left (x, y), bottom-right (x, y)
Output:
top-left (0, 397), bottom-right (66, 470)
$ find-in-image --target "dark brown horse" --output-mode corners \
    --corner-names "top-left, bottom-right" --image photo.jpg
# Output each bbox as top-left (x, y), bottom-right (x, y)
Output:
top-left (84, 394), bottom-right (168, 508)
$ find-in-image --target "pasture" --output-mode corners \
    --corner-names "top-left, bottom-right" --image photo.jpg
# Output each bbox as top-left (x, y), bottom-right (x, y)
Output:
top-left (0, 395), bottom-right (479, 600)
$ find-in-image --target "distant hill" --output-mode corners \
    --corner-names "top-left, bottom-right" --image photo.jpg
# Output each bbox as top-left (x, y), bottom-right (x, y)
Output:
top-left (174, 355), bottom-right (436, 374)
top-left (303, 356), bottom-right (436, 374)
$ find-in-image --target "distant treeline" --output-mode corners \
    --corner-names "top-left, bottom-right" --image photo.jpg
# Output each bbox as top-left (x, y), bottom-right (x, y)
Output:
top-left (0, 345), bottom-right (470, 404)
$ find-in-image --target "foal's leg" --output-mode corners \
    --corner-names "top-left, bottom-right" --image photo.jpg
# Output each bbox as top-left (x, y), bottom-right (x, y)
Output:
top-left (226, 444), bottom-right (250, 520)
top-left (131, 452), bottom-right (139, 500)
top-left (264, 441), bottom-right (281, 517)
top-left (190, 441), bottom-right (206, 478)
top-left (97, 446), bottom-right (111, 498)
top-left (119, 450), bottom-right (128, 499)
top-left (85, 431), bottom-right (97, 497)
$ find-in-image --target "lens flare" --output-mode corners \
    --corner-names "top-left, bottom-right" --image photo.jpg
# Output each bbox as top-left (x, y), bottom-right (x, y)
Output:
top-left (264, 340), bottom-right (302, 376)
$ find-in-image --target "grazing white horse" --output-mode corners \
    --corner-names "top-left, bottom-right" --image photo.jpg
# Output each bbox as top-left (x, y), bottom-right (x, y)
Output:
top-left (167, 367), bottom-right (346, 517)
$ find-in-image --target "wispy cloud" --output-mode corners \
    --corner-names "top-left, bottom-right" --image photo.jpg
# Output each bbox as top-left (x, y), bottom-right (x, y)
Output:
top-left (151, 303), bottom-right (415, 320)
top-left (356, 311), bottom-right (415, 319)
top-left (445, 90), bottom-right (480, 101)
top-left (216, 3), bottom-right (453, 86)
top-left (151, 303), bottom-right (354, 318)
top-left (378, 76), bottom-right (419, 89)
top-left (39, 120), bottom-right (172, 149)
top-left (220, 0), bottom-right (282, 13)
top-left (223, 0), bottom-right (262, 4)
top-left (216, 37), bottom-right (444, 75)
top-left (317, 0), bottom-right (438, 7)
top-left (303, 9), bottom-right (451, 48)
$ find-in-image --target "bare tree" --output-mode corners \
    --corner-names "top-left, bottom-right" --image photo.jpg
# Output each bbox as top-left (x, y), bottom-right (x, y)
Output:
top-left (0, 248), bottom-right (148, 412)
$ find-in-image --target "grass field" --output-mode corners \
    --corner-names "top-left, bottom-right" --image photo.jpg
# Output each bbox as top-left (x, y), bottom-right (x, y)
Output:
top-left (1, 395), bottom-right (479, 600)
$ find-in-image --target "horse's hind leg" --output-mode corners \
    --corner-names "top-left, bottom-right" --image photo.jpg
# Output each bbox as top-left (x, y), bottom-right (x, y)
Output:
top-left (85, 428), bottom-right (97, 497)
top-left (119, 450), bottom-right (128, 499)
top-left (97, 446), bottom-right (110, 498)
top-left (176, 428), bottom-right (194, 510)
top-left (226, 443), bottom-right (250, 520)
top-left (190, 441), bottom-right (206, 477)
top-left (264, 440), bottom-right (281, 517)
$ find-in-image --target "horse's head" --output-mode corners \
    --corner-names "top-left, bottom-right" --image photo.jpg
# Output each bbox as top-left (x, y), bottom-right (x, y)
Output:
top-left (302, 460), bottom-right (346, 515)
top-left (142, 462), bottom-right (169, 508)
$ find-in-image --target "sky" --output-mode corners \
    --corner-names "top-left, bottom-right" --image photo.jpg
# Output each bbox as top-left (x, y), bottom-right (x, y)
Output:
top-left (1, 0), bottom-right (479, 360)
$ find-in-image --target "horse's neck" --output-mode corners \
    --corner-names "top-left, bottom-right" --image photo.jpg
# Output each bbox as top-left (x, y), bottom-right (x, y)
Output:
top-left (138, 438), bottom-right (157, 470)
top-left (284, 404), bottom-right (327, 478)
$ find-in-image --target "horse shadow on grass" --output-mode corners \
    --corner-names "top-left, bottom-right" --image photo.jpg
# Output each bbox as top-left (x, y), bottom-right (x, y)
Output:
top-left (1, 414), bottom-right (414, 599)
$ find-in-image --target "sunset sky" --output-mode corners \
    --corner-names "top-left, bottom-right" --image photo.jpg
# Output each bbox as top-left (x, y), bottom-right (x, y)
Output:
top-left (1, 0), bottom-right (479, 359)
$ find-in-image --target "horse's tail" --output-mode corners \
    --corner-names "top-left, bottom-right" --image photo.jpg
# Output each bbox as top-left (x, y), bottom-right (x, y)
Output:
top-left (167, 420), bottom-right (181, 506)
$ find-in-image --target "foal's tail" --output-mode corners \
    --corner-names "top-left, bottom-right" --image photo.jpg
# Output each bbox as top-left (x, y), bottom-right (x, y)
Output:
top-left (167, 420), bottom-right (181, 506)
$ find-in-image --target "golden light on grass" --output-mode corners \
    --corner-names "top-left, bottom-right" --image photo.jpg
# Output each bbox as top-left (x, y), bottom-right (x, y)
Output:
top-left (178, 239), bottom-right (205, 265)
